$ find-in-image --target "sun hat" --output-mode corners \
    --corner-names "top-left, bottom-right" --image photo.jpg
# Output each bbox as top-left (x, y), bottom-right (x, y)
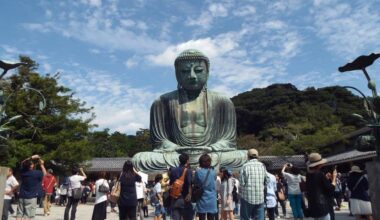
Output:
top-left (248, 148), bottom-right (259, 157)
top-left (350, 165), bottom-right (362, 173)
top-left (307, 153), bottom-right (327, 168)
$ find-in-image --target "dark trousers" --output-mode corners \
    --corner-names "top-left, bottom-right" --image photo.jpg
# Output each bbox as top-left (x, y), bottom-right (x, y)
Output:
top-left (119, 205), bottom-right (137, 220)
top-left (60, 195), bottom-right (68, 206)
top-left (64, 197), bottom-right (80, 220)
top-left (267, 207), bottom-right (275, 220)
top-left (334, 191), bottom-right (342, 208)
top-left (274, 200), bottom-right (286, 216)
top-left (198, 213), bottom-right (218, 220)
top-left (2, 199), bottom-right (11, 220)
top-left (171, 198), bottom-right (194, 220)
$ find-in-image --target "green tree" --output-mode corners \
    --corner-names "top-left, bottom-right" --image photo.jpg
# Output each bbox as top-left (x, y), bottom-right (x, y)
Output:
top-left (0, 56), bottom-right (94, 170)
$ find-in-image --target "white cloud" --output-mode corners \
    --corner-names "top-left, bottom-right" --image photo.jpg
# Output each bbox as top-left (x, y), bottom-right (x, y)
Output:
top-left (187, 1), bottom-right (232, 29)
top-left (264, 20), bottom-right (286, 30)
top-left (59, 68), bottom-right (159, 134)
top-left (120, 19), bottom-right (135, 27)
top-left (89, 48), bottom-right (100, 54)
top-left (42, 63), bottom-right (52, 73)
top-left (233, 5), bottom-right (256, 17)
top-left (80, 0), bottom-right (102, 7)
top-left (146, 34), bottom-right (239, 66)
top-left (125, 56), bottom-right (139, 68)
top-left (312, 1), bottom-right (380, 58)
top-left (209, 3), bottom-right (228, 17)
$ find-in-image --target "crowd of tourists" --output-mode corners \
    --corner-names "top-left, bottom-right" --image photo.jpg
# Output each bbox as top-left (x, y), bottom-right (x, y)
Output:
top-left (2, 150), bottom-right (374, 220)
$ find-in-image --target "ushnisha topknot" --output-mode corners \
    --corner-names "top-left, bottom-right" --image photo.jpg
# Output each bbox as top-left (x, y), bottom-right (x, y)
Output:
top-left (174, 49), bottom-right (210, 72)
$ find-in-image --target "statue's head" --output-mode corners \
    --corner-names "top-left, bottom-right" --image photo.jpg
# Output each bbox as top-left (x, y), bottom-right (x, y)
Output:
top-left (174, 49), bottom-right (210, 91)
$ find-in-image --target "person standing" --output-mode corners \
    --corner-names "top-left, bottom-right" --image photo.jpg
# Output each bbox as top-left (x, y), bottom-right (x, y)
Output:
top-left (109, 176), bottom-right (118, 213)
top-left (220, 168), bottom-right (235, 220)
top-left (16, 155), bottom-right (47, 220)
top-left (231, 172), bottom-right (240, 215)
top-left (42, 168), bottom-right (57, 216)
top-left (2, 168), bottom-right (19, 220)
top-left (64, 167), bottom-right (87, 220)
top-left (266, 172), bottom-right (277, 220)
top-left (347, 166), bottom-right (373, 220)
top-left (91, 172), bottom-right (109, 220)
top-left (194, 154), bottom-right (218, 220)
top-left (334, 173), bottom-right (343, 211)
top-left (59, 180), bottom-right (69, 206)
top-left (281, 164), bottom-right (304, 219)
top-left (239, 149), bottom-right (268, 220)
top-left (305, 153), bottom-right (335, 220)
top-left (169, 153), bottom-right (193, 220)
top-left (151, 174), bottom-right (165, 220)
top-left (275, 174), bottom-right (287, 218)
top-left (136, 176), bottom-right (146, 220)
top-left (118, 160), bottom-right (141, 220)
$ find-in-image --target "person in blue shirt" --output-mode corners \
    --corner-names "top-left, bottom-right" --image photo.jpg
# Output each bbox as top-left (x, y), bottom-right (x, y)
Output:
top-left (169, 153), bottom-right (193, 220)
top-left (16, 155), bottom-right (46, 220)
top-left (194, 154), bottom-right (217, 220)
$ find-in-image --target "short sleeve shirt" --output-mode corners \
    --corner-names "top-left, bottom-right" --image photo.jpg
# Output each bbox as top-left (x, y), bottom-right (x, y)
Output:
top-left (154, 182), bottom-right (162, 194)
top-left (4, 175), bottom-right (19, 200)
top-left (95, 178), bottom-right (109, 204)
top-left (69, 175), bottom-right (85, 189)
top-left (19, 170), bottom-right (44, 199)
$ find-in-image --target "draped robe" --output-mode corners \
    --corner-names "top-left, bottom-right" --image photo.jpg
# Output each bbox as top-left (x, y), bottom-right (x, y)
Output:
top-left (133, 89), bottom-right (247, 172)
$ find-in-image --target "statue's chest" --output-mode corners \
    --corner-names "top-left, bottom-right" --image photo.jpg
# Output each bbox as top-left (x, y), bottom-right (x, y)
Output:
top-left (179, 98), bottom-right (206, 134)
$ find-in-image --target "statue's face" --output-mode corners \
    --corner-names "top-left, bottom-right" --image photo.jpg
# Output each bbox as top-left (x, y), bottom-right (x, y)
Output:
top-left (176, 60), bottom-right (208, 91)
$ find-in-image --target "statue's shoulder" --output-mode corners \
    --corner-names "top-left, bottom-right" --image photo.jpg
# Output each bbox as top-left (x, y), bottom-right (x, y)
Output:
top-left (208, 90), bottom-right (233, 104)
top-left (152, 90), bottom-right (178, 104)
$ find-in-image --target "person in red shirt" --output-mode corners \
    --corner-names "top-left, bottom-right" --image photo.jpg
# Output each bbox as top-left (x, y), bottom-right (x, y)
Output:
top-left (42, 169), bottom-right (57, 216)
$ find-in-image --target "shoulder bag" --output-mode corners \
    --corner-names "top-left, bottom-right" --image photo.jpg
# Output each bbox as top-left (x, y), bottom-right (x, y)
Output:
top-left (69, 177), bottom-right (82, 200)
top-left (99, 179), bottom-right (110, 193)
top-left (109, 173), bottom-right (122, 203)
top-left (170, 167), bottom-right (188, 199)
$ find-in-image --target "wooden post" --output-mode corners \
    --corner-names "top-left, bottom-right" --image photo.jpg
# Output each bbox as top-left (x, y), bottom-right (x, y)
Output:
top-left (367, 161), bottom-right (380, 219)
top-left (0, 167), bottom-right (9, 218)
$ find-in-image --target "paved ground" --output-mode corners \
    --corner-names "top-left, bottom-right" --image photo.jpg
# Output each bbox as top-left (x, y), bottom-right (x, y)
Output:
top-left (8, 202), bottom-right (355, 220)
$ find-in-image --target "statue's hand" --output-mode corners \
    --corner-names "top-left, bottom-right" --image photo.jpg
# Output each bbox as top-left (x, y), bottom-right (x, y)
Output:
top-left (153, 145), bottom-right (178, 153)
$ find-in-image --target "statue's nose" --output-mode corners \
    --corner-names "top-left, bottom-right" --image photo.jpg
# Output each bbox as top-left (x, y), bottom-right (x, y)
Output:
top-left (189, 68), bottom-right (197, 79)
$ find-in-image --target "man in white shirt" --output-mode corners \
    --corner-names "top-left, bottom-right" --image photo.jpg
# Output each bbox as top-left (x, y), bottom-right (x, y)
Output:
top-left (3, 168), bottom-right (19, 220)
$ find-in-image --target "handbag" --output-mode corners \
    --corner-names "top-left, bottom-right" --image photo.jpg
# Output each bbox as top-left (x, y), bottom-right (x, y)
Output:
top-left (192, 169), bottom-right (211, 202)
top-left (277, 189), bottom-right (285, 201)
top-left (72, 188), bottom-right (82, 200)
top-left (109, 173), bottom-right (122, 203)
top-left (99, 180), bottom-right (110, 193)
top-left (68, 176), bottom-right (82, 200)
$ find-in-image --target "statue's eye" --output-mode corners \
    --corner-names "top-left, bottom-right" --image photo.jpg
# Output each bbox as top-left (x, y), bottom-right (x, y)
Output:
top-left (181, 69), bottom-right (190, 74)
top-left (194, 67), bottom-right (204, 73)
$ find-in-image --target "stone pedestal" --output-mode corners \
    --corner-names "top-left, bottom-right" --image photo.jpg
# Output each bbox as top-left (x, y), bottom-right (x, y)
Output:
top-left (0, 167), bottom-right (9, 218)
top-left (366, 161), bottom-right (380, 219)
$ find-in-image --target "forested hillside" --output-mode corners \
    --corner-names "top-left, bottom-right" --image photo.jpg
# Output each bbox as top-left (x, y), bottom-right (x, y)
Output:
top-left (232, 83), bottom-right (366, 155)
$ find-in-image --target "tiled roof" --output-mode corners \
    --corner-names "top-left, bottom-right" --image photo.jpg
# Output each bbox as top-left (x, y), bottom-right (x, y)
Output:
top-left (325, 150), bottom-right (376, 165)
top-left (86, 157), bottom-right (130, 172)
top-left (259, 155), bottom-right (306, 170)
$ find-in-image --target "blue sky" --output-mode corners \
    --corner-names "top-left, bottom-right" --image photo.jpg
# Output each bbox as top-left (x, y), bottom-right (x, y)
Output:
top-left (1, 0), bottom-right (380, 135)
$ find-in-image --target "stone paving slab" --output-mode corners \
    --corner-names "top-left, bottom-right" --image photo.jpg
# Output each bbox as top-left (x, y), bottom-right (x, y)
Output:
top-left (8, 202), bottom-right (355, 220)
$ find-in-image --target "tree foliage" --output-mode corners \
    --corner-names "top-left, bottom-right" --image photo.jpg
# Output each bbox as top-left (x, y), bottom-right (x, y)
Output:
top-left (233, 84), bottom-right (366, 155)
top-left (0, 56), bottom-right (94, 170)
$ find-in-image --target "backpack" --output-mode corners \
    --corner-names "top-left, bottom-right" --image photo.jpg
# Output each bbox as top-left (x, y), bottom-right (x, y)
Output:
top-left (170, 168), bottom-right (187, 199)
top-left (232, 184), bottom-right (238, 202)
top-left (149, 187), bottom-right (159, 205)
